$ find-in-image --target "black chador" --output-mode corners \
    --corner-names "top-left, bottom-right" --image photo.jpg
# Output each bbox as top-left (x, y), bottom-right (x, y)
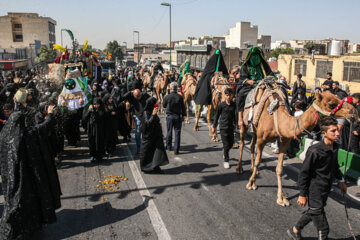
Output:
top-left (83, 98), bottom-right (105, 161)
top-left (0, 107), bottom-right (62, 240)
top-left (103, 93), bottom-right (118, 154)
top-left (140, 97), bottom-right (169, 172)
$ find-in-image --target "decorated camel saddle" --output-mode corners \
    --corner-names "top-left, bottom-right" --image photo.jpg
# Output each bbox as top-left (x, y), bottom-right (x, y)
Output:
top-left (243, 77), bottom-right (289, 130)
top-left (57, 69), bottom-right (90, 110)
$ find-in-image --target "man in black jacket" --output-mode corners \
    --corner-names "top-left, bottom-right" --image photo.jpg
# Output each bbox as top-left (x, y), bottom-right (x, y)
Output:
top-left (331, 81), bottom-right (347, 100)
top-left (287, 117), bottom-right (347, 240)
top-left (163, 82), bottom-right (186, 154)
top-left (350, 93), bottom-right (360, 154)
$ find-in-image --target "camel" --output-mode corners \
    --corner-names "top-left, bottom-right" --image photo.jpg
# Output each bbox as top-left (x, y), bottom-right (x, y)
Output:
top-left (193, 73), bottom-right (229, 142)
top-left (140, 67), bottom-right (151, 91)
top-left (236, 89), bottom-right (358, 207)
top-left (181, 73), bottom-right (198, 124)
top-left (153, 70), bottom-right (170, 112)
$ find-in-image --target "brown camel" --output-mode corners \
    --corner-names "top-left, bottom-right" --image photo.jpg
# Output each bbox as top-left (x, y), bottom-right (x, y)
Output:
top-left (181, 73), bottom-right (198, 124)
top-left (193, 73), bottom-right (228, 142)
top-left (153, 70), bottom-right (170, 112)
top-left (140, 67), bottom-right (151, 91)
top-left (236, 90), bottom-right (358, 206)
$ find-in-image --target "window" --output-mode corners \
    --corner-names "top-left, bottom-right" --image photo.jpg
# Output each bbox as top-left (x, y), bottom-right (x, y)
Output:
top-left (316, 60), bottom-right (333, 78)
top-left (202, 56), bottom-right (208, 70)
top-left (294, 59), bottom-right (307, 76)
top-left (343, 61), bottom-right (360, 82)
top-left (14, 23), bottom-right (22, 29)
top-left (14, 34), bottom-right (23, 42)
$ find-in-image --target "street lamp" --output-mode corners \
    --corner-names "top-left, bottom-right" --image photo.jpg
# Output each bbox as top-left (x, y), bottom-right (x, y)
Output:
top-left (133, 31), bottom-right (139, 64)
top-left (60, 29), bottom-right (66, 46)
top-left (161, 2), bottom-right (171, 71)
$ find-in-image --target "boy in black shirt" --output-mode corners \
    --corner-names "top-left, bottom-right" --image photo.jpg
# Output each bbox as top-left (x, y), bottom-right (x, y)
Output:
top-left (287, 117), bottom-right (347, 240)
top-left (212, 88), bottom-right (236, 169)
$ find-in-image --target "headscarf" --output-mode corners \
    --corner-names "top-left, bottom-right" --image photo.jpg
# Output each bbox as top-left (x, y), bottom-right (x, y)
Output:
top-left (242, 47), bottom-right (267, 81)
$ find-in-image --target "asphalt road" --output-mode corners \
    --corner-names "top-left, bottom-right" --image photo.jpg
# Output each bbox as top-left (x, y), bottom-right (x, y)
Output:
top-left (33, 114), bottom-right (360, 239)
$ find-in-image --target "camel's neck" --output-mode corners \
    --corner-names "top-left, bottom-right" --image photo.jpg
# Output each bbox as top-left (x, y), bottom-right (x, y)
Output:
top-left (278, 105), bottom-right (318, 139)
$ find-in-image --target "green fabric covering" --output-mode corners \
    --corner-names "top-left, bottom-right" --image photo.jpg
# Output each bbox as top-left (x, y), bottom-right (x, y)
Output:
top-left (65, 79), bottom-right (76, 90)
top-left (215, 50), bottom-right (221, 73)
top-left (243, 47), bottom-right (266, 81)
top-left (75, 78), bottom-right (85, 91)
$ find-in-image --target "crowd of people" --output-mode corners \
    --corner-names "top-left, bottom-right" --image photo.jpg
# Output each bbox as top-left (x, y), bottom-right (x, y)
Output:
top-left (0, 50), bottom-right (357, 239)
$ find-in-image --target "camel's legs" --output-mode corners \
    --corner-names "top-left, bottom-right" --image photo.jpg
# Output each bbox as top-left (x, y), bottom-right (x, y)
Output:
top-left (276, 139), bottom-right (291, 207)
top-left (193, 105), bottom-right (202, 131)
top-left (250, 134), bottom-right (258, 174)
top-left (236, 124), bottom-right (247, 174)
top-left (185, 101), bottom-right (190, 124)
top-left (246, 139), bottom-right (265, 190)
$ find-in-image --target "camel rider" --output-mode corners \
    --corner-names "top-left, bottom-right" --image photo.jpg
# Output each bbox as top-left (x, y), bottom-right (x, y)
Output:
top-left (149, 61), bottom-right (164, 90)
top-left (236, 47), bottom-right (274, 126)
top-left (178, 58), bottom-right (190, 87)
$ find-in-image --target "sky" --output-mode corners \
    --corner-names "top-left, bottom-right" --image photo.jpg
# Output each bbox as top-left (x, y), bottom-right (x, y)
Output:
top-left (1, 0), bottom-right (359, 49)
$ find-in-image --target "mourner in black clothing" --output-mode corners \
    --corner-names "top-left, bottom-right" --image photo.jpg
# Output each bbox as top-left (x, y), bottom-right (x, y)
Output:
top-left (163, 82), bottom-right (186, 154)
top-left (290, 88), bottom-right (308, 112)
top-left (149, 61), bottom-right (164, 90)
top-left (287, 117), bottom-right (347, 240)
top-left (83, 97), bottom-right (106, 162)
top-left (0, 91), bottom-right (61, 240)
top-left (103, 93), bottom-right (118, 156)
top-left (212, 88), bottom-right (236, 169)
top-left (321, 72), bottom-right (334, 92)
top-left (331, 81), bottom-right (347, 100)
top-left (123, 89), bottom-right (151, 152)
top-left (291, 74), bottom-right (306, 97)
top-left (350, 93), bottom-right (360, 154)
top-left (140, 97), bottom-right (169, 173)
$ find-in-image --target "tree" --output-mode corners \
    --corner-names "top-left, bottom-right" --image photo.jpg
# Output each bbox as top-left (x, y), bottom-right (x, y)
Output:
top-left (104, 40), bottom-right (123, 60)
top-left (269, 48), bottom-right (295, 58)
top-left (35, 46), bottom-right (55, 63)
top-left (304, 41), bottom-right (316, 52)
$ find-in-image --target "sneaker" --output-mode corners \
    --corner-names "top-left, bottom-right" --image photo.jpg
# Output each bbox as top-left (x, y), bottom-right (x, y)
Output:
top-left (223, 162), bottom-right (230, 169)
top-left (286, 228), bottom-right (301, 240)
top-left (90, 157), bottom-right (95, 163)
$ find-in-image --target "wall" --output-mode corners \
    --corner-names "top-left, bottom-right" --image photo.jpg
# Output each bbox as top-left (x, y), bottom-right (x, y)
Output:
top-left (278, 54), bottom-right (360, 93)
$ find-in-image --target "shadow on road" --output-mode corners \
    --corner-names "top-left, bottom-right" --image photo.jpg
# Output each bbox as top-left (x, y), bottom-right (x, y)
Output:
top-left (44, 196), bottom-right (152, 240)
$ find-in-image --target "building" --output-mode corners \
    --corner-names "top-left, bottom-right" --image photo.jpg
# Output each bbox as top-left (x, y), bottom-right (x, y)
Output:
top-left (0, 12), bottom-right (56, 49)
top-left (278, 54), bottom-right (360, 93)
top-left (0, 12), bottom-right (56, 70)
top-left (174, 36), bottom-right (240, 71)
top-left (257, 35), bottom-right (271, 52)
top-left (271, 40), bottom-right (291, 50)
top-left (224, 22), bottom-right (258, 49)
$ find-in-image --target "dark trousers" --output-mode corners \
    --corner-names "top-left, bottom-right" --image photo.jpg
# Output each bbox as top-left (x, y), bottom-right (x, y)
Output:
top-left (295, 194), bottom-right (329, 239)
top-left (236, 85), bottom-right (252, 111)
top-left (166, 115), bottom-right (182, 152)
top-left (350, 132), bottom-right (360, 155)
top-left (220, 129), bottom-right (234, 162)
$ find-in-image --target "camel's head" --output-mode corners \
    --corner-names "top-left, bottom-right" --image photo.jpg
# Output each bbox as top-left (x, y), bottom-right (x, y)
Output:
top-left (315, 91), bottom-right (358, 122)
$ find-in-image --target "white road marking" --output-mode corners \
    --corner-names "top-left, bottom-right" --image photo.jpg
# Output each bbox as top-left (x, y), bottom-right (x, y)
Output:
top-left (173, 157), bottom-right (183, 162)
top-left (201, 184), bottom-right (209, 192)
top-left (124, 145), bottom-right (172, 240)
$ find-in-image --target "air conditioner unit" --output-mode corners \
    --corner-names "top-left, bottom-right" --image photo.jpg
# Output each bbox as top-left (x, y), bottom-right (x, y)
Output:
top-left (340, 83), bottom-right (349, 93)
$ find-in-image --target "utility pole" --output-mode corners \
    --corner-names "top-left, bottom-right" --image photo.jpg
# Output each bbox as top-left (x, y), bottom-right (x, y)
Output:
top-left (161, 2), bottom-right (171, 71)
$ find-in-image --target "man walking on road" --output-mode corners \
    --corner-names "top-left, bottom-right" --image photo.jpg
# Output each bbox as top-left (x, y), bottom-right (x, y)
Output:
top-left (163, 82), bottom-right (186, 155)
top-left (287, 117), bottom-right (347, 240)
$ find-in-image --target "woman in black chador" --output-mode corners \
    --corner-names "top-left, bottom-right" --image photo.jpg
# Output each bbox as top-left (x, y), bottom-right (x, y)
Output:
top-left (140, 97), bottom-right (169, 173)
top-left (103, 93), bottom-right (118, 156)
top-left (83, 97), bottom-right (105, 162)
